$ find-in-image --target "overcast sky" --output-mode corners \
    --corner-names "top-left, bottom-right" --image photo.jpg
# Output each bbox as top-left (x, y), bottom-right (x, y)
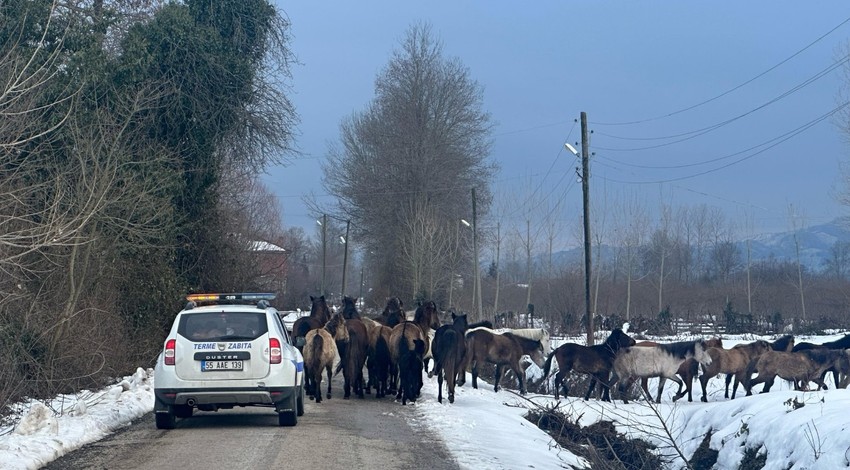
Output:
top-left (264, 2), bottom-right (850, 248)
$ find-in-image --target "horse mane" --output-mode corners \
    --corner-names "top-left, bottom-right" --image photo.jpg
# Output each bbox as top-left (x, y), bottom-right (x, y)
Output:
top-left (413, 301), bottom-right (437, 322)
top-left (657, 340), bottom-right (699, 359)
top-left (823, 333), bottom-right (850, 349)
top-left (468, 320), bottom-right (493, 330)
top-left (771, 334), bottom-right (795, 351)
top-left (503, 331), bottom-right (542, 350)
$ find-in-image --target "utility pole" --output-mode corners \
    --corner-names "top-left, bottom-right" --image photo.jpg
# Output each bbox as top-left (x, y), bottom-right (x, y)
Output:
top-left (525, 219), bottom-right (532, 328)
top-left (580, 111), bottom-right (594, 346)
top-left (472, 188), bottom-right (482, 321)
top-left (493, 222), bottom-right (501, 317)
top-left (341, 219), bottom-right (350, 296)
top-left (321, 214), bottom-right (327, 297)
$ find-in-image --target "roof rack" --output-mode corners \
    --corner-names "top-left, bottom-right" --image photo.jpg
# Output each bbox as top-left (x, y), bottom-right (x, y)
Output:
top-left (184, 293), bottom-right (276, 310)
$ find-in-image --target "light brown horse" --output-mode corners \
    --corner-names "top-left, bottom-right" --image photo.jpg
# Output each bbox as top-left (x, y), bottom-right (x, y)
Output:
top-left (303, 313), bottom-right (348, 403)
top-left (465, 328), bottom-right (547, 395)
top-left (292, 295), bottom-right (331, 349)
top-left (744, 349), bottom-right (844, 394)
top-left (699, 339), bottom-right (771, 401)
top-left (375, 297), bottom-right (405, 327)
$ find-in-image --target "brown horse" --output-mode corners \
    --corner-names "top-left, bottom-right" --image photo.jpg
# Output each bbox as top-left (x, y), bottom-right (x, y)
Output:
top-left (542, 329), bottom-right (636, 402)
top-left (292, 295), bottom-right (331, 349)
top-left (432, 312), bottom-right (468, 404)
top-left (465, 328), bottom-right (547, 395)
top-left (700, 339), bottom-right (771, 402)
top-left (637, 337), bottom-right (722, 403)
top-left (303, 313), bottom-right (348, 403)
top-left (339, 300), bottom-right (368, 399)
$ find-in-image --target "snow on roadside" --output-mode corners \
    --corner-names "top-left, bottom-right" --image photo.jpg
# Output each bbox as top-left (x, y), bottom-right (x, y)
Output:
top-left (0, 368), bottom-right (154, 470)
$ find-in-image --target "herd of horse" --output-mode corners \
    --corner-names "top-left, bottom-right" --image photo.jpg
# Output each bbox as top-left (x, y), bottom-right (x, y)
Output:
top-left (292, 295), bottom-right (549, 405)
top-left (292, 295), bottom-right (850, 406)
top-left (543, 328), bottom-right (850, 403)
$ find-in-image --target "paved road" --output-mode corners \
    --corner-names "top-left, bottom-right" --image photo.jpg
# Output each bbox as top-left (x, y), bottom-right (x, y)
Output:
top-left (43, 377), bottom-right (461, 470)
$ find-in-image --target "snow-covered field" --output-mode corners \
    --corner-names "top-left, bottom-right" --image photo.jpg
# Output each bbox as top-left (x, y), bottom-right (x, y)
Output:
top-left (2, 332), bottom-right (850, 469)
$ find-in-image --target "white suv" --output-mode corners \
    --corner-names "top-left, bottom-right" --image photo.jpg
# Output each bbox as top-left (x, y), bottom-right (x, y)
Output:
top-left (154, 293), bottom-right (304, 429)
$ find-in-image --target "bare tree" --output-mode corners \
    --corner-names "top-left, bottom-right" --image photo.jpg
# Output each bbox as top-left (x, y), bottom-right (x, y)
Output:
top-left (323, 22), bottom-right (495, 299)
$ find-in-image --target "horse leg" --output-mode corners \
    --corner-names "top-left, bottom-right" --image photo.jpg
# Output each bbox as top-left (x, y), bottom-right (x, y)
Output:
top-left (699, 373), bottom-right (712, 402)
top-left (553, 369), bottom-right (567, 399)
top-left (471, 359), bottom-right (479, 389)
top-left (655, 377), bottom-right (666, 403)
top-left (583, 376), bottom-right (596, 401)
top-left (314, 368), bottom-right (323, 404)
top-left (669, 376), bottom-right (686, 402)
top-left (513, 361), bottom-right (527, 395)
top-left (724, 373), bottom-right (733, 398)
top-left (325, 364), bottom-right (333, 399)
top-left (493, 364), bottom-right (502, 393)
top-left (436, 360), bottom-right (445, 404)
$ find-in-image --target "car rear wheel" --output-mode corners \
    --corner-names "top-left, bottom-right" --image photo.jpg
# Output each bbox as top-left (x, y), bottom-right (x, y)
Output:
top-left (155, 411), bottom-right (176, 429)
top-left (296, 386), bottom-right (305, 417)
top-left (278, 393), bottom-right (298, 426)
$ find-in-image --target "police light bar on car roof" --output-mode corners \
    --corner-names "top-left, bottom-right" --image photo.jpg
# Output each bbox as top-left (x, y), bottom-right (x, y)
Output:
top-left (186, 293), bottom-right (276, 302)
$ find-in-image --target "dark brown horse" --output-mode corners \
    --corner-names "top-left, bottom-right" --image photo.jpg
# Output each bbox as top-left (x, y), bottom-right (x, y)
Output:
top-left (341, 296), bottom-right (361, 320)
top-left (303, 312), bottom-right (348, 403)
top-left (292, 295), bottom-right (332, 349)
top-left (791, 334), bottom-right (849, 388)
top-left (542, 329), bottom-right (635, 402)
top-left (361, 317), bottom-right (394, 398)
top-left (391, 322), bottom-right (426, 404)
top-left (412, 300), bottom-right (442, 375)
top-left (432, 312), bottom-right (468, 404)
top-left (465, 328), bottom-right (547, 395)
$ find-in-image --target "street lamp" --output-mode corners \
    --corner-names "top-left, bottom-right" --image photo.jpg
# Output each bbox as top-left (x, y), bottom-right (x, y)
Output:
top-left (317, 215), bottom-right (327, 296)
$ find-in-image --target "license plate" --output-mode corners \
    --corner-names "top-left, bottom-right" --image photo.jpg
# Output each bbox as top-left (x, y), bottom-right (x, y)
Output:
top-left (201, 360), bottom-right (244, 371)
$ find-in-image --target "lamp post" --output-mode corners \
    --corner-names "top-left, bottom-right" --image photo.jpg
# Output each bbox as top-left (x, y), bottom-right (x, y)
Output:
top-left (462, 187), bottom-right (483, 321)
top-left (317, 215), bottom-right (327, 296)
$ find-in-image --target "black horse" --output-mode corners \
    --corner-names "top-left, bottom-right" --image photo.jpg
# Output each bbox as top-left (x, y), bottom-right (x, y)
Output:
top-left (432, 312), bottom-right (469, 404)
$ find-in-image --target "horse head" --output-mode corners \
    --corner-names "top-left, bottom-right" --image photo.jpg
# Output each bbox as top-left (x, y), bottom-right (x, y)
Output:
top-left (415, 300), bottom-right (441, 330)
top-left (452, 312), bottom-right (469, 331)
top-left (341, 296), bottom-right (360, 319)
top-left (607, 328), bottom-right (636, 351)
top-left (693, 339), bottom-right (713, 366)
top-left (325, 313), bottom-right (349, 343)
top-left (310, 295), bottom-right (331, 323)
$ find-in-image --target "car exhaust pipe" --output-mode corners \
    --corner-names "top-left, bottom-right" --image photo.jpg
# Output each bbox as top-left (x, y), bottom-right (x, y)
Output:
top-left (186, 398), bottom-right (196, 407)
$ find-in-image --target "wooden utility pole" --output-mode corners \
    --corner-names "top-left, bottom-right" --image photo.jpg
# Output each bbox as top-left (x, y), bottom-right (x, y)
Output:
top-left (321, 214), bottom-right (327, 296)
top-left (341, 219), bottom-right (350, 296)
top-left (581, 112), bottom-right (593, 345)
top-left (472, 188), bottom-right (482, 321)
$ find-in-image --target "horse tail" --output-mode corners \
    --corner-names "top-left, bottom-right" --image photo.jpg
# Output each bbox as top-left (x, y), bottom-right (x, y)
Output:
top-left (542, 349), bottom-right (556, 378)
top-left (309, 333), bottom-right (324, 366)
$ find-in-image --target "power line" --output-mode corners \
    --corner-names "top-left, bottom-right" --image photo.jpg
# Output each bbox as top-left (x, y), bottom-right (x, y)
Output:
top-left (595, 101), bottom-right (849, 185)
top-left (593, 55), bottom-right (849, 151)
top-left (591, 15), bottom-right (850, 126)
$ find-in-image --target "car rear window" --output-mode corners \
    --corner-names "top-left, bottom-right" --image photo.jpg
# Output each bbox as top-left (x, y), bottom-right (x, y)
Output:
top-left (178, 311), bottom-right (268, 342)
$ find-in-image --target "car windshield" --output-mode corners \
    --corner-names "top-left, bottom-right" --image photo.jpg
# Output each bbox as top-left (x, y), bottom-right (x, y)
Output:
top-left (178, 311), bottom-right (268, 341)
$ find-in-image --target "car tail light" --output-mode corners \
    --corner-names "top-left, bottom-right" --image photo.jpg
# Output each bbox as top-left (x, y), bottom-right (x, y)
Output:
top-left (270, 338), bottom-right (282, 364)
top-left (164, 339), bottom-right (176, 366)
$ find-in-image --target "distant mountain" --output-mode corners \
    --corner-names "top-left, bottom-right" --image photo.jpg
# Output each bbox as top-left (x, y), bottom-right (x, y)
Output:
top-left (547, 217), bottom-right (850, 272)
top-left (746, 217), bottom-right (850, 271)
